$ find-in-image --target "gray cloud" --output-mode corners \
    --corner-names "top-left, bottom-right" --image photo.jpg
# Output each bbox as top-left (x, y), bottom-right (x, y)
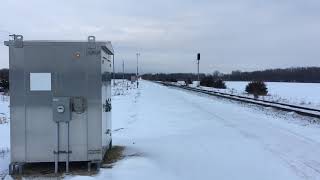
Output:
top-left (0, 0), bottom-right (319, 73)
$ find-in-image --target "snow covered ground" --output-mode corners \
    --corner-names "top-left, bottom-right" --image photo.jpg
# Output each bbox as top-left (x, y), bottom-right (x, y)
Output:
top-left (227, 81), bottom-right (320, 108)
top-left (68, 80), bottom-right (320, 180)
top-left (190, 81), bottom-right (320, 109)
top-left (2, 80), bottom-right (320, 179)
top-left (0, 94), bottom-right (10, 179)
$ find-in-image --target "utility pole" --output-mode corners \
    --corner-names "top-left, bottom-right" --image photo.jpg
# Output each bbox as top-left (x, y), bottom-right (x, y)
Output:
top-left (136, 53), bottom-right (140, 88)
top-left (122, 60), bottom-right (125, 83)
top-left (112, 55), bottom-right (115, 86)
top-left (197, 53), bottom-right (200, 86)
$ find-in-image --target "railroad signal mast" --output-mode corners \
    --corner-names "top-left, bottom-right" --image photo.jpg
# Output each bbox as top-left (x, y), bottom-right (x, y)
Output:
top-left (197, 53), bottom-right (200, 87)
top-left (122, 60), bottom-right (125, 83)
top-left (113, 54), bottom-right (115, 86)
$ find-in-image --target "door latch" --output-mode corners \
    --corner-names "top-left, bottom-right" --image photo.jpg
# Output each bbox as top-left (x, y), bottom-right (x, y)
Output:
top-left (103, 98), bottom-right (112, 112)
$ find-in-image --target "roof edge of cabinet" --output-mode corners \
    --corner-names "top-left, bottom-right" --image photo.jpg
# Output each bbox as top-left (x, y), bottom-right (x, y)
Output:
top-left (4, 35), bottom-right (114, 55)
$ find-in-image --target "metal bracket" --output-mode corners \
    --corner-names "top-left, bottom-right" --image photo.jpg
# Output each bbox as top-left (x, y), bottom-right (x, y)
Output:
top-left (13, 35), bottom-right (23, 48)
top-left (4, 34), bottom-right (23, 48)
top-left (88, 149), bottom-right (102, 154)
top-left (88, 36), bottom-right (96, 48)
top-left (87, 36), bottom-right (99, 55)
top-left (105, 129), bottom-right (111, 135)
top-left (53, 150), bottom-right (72, 154)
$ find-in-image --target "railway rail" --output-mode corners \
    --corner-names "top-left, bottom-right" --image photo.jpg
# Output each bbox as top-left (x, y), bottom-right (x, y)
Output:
top-left (158, 81), bottom-right (320, 119)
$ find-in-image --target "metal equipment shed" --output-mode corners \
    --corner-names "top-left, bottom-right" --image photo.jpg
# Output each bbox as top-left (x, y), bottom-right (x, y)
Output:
top-left (4, 35), bottom-right (114, 174)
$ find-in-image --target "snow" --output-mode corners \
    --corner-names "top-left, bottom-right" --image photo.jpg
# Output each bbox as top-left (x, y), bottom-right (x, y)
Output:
top-left (0, 94), bottom-right (10, 178)
top-left (68, 80), bottom-right (320, 180)
top-left (188, 81), bottom-right (320, 109)
top-left (226, 81), bottom-right (320, 108)
top-left (2, 80), bottom-right (320, 179)
top-left (176, 81), bottom-right (186, 86)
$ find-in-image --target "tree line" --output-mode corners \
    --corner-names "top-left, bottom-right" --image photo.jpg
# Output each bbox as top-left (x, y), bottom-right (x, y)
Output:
top-left (224, 67), bottom-right (320, 82)
top-left (0, 69), bottom-right (9, 92)
top-left (142, 67), bottom-right (320, 83)
top-left (142, 73), bottom-right (206, 82)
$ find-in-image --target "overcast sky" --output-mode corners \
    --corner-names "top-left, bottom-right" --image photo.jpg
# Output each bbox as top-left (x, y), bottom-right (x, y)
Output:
top-left (0, 0), bottom-right (319, 74)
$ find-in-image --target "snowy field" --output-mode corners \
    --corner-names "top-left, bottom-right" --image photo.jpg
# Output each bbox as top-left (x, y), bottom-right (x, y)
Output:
top-left (192, 81), bottom-right (320, 109)
top-left (2, 80), bottom-right (320, 179)
top-left (227, 81), bottom-right (320, 108)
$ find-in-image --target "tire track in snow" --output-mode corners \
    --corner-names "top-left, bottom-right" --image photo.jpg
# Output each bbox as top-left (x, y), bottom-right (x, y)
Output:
top-left (214, 111), bottom-right (320, 179)
top-left (173, 90), bottom-right (320, 179)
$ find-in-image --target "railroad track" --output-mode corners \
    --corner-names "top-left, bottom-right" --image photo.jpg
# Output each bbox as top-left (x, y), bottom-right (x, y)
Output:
top-left (158, 82), bottom-right (320, 119)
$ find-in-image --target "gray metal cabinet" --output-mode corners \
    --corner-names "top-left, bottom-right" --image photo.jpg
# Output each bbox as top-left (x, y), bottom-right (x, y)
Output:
top-left (4, 35), bottom-right (114, 173)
